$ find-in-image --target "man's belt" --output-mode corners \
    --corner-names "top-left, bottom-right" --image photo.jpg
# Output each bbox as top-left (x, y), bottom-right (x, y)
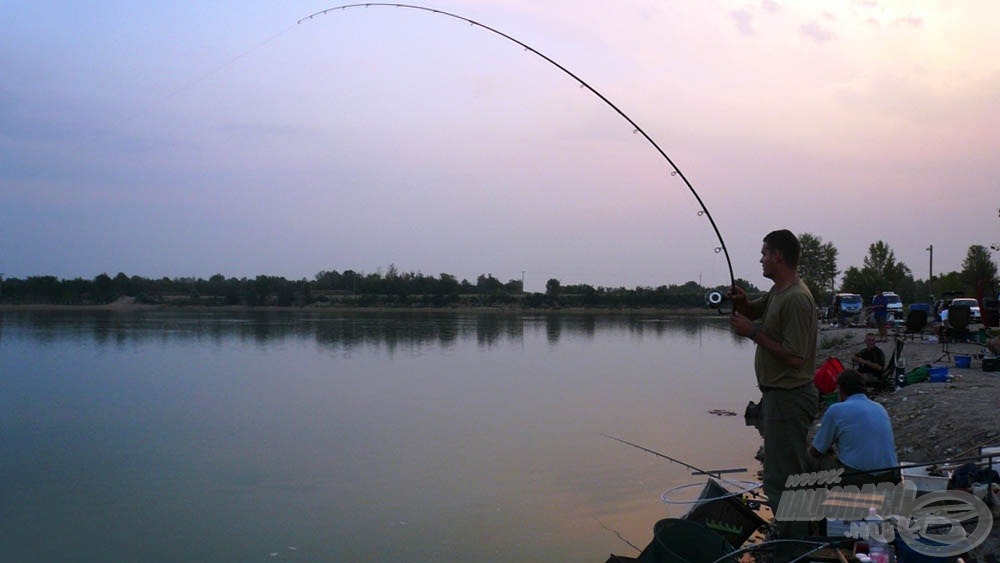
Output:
top-left (758, 381), bottom-right (814, 393)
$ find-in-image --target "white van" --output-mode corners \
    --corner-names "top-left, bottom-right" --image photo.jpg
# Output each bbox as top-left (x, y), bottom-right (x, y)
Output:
top-left (873, 291), bottom-right (904, 322)
top-left (882, 292), bottom-right (903, 314)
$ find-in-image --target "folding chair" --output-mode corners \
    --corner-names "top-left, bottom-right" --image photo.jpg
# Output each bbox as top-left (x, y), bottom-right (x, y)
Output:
top-left (879, 336), bottom-right (904, 391)
top-left (902, 309), bottom-right (928, 341)
top-left (939, 305), bottom-right (971, 361)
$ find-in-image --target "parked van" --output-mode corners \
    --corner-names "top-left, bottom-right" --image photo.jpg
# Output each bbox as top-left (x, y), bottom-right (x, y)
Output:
top-left (882, 291), bottom-right (903, 317)
top-left (877, 291), bottom-right (904, 319)
top-left (831, 293), bottom-right (863, 325)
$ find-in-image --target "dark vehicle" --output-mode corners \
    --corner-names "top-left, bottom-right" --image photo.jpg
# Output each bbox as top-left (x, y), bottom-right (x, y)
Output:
top-left (831, 293), bottom-right (864, 325)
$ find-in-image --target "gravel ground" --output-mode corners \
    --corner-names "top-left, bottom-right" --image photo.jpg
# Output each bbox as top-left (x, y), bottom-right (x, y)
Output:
top-left (816, 325), bottom-right (1000, 562)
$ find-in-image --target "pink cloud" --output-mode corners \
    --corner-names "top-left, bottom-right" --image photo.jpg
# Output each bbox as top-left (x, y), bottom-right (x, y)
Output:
top-left (730, 9), bottom-right (755, 36)
top-left (800, 21), bottom-right (835, 44)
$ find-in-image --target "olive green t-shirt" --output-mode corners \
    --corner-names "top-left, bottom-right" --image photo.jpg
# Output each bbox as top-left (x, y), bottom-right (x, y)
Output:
top-left (750, 278), bottom-right (817, 388)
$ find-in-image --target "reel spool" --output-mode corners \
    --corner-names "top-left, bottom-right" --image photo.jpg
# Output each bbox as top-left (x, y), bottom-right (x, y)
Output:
top-left (705, 290), bottom-right (724, 307)
top-left (705, 290), bottom-right (733, 315)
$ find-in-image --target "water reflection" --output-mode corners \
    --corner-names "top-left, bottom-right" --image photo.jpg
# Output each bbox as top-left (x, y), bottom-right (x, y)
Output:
top-left (0, 309), bottom-right (760, 562)
top-left (1, 310), bottom-right (737, 351)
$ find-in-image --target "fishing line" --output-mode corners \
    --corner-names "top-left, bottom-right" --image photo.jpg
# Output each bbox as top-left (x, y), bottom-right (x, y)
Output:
top-left (297, 3), bottom-right (737, 302)
top-left (597, 519), bottom-right (643, 554)
top-left (101, 21), bottom-right (298, 146)
top-left (159, 23), bottom-right (297, 101)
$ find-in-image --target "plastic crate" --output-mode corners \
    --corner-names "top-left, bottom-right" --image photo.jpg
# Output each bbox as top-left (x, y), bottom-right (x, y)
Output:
top-left (900, 463), bottom-right (950, 494)
top-left (927, 365), bottom-right (949, 382)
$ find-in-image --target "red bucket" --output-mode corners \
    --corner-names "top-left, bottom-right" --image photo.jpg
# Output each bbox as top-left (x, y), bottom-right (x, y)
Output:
top-left (814, 357), bottom-right (845, 395)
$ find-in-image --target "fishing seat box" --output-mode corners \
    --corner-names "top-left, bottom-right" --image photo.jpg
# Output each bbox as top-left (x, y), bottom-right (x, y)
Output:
top-left (680, 479), bottom-right (767, 548)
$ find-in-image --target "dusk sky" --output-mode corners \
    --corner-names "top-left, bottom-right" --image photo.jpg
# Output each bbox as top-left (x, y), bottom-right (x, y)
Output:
top-left (3, 1), bottom-right (997, 292)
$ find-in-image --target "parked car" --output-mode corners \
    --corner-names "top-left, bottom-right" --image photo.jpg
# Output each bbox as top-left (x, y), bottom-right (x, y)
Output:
top-left (948, 297), bottom-right (982, 322)
top-left (933, 291), bottom-right (964, 318)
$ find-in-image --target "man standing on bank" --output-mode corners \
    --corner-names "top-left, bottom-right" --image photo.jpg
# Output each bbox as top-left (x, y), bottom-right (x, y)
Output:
top-left (871, 290), bottom-right (889, 342)
top-left (728, 229), bottom-right (819, 540)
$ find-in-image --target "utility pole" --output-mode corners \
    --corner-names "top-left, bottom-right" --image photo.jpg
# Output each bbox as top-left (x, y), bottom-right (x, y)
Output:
top-left (926, 245), bottom-right (934, 302)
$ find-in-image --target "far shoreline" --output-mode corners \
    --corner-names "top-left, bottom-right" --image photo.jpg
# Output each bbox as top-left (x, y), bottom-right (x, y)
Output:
top-left (0, 299), bottom-right (715, 317)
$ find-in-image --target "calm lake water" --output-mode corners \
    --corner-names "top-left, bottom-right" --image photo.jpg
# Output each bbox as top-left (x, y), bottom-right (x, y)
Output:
top-left (0, 310), bottom-right (763, 562)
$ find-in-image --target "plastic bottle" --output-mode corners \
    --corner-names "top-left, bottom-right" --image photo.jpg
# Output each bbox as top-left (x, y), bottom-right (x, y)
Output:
top-left (867, 507), bottom-right (890, 563)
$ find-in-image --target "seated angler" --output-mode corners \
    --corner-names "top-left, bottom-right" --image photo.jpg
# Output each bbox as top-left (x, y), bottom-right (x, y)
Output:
top-left (851, 333), bottom-right (886, 389)
top-left (809, 369), bottom-right (900, 488)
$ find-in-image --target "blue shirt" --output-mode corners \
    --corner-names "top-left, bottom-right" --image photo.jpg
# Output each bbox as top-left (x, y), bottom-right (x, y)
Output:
top-left (872, 294), bottom-right (888, 320)
top-left (812, 393), bottom-right (898, 472)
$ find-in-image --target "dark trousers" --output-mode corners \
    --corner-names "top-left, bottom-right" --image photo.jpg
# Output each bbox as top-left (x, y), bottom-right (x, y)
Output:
top-left (758, 384), bottom-right (819, 540)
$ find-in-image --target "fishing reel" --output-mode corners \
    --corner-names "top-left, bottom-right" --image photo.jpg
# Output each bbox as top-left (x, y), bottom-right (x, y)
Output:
top-left (705, 290), bottom-right (733, 315)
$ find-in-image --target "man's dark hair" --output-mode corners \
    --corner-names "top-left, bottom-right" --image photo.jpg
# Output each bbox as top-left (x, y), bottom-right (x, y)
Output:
top-left (837, 369), bottom-right (866, 396)
top-left (763, 229), bottom-right (801, 268)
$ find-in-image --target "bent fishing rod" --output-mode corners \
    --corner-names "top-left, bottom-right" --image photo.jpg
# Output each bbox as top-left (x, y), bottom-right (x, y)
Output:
top-left (298, 3), bottom-right (736, 311)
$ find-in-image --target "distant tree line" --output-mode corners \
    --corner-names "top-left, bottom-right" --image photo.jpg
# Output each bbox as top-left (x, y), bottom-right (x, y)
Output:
top-left (0, 267), bottom-right (761, 309)
top-left (3, 237), bottom-right (996, 309)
